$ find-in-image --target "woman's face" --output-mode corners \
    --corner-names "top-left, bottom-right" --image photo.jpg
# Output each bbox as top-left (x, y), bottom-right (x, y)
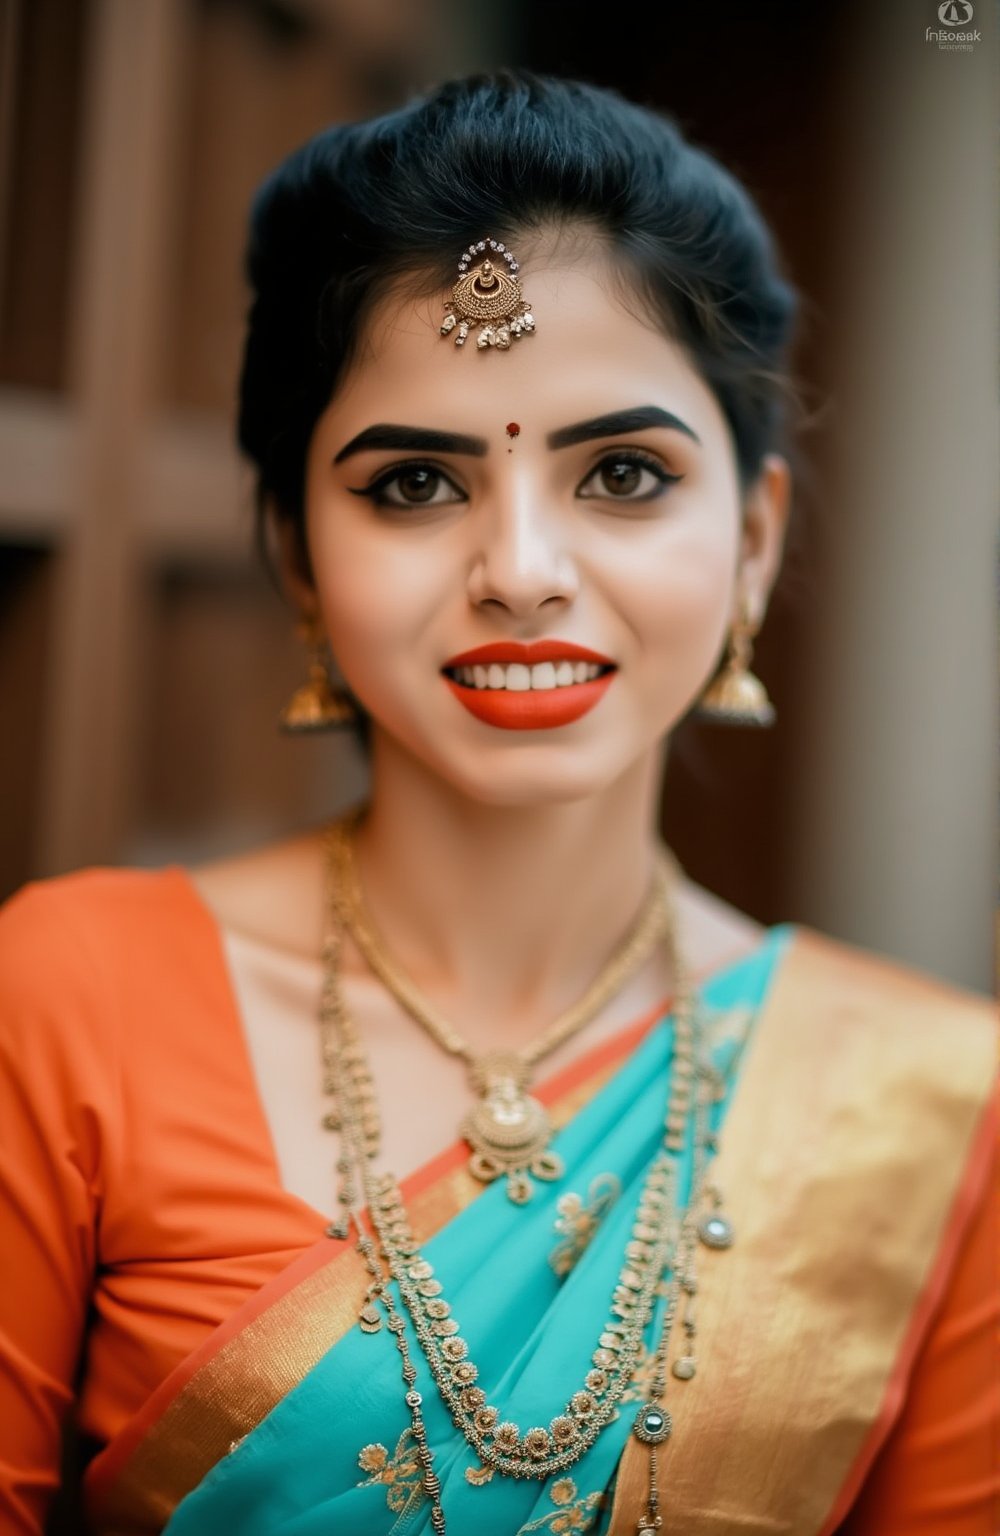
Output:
top-left (300, 252), bottom-right (789, 805)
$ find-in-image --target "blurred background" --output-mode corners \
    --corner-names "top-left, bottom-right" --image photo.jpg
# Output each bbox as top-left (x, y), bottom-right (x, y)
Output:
top-left (0, 0), bottom-right (995, 991)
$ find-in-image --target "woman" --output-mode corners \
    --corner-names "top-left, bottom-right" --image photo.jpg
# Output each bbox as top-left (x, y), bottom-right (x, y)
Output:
top-left (0, 73), bottom-right (994, 1536)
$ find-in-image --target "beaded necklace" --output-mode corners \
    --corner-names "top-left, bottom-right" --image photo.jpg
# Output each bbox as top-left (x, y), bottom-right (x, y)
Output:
top-left (317, 813), bottom-right (737, 1531)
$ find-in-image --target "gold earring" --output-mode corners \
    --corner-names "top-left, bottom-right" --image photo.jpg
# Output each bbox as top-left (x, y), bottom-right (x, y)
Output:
top-left (697, 599), bottom-right (775, 727)
top-left (278, 617), bottom-right (359, 732)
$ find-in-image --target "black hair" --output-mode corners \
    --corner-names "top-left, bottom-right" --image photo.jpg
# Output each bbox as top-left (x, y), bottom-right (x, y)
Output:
top-left (240, 71), bottom-right (798, 530)
top-left (238, 72), bottom-right (801, 748)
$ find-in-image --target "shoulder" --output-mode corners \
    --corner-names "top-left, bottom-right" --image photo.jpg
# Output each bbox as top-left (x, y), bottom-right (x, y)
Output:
top-left (0, 865), bottom-right (214, 1041)
top-left (1, 864), bottom-right (198, 970)
top-left (785, 923), bottom-right (996, 1022)
top-left (764, 924), bottom-right (997, 1124)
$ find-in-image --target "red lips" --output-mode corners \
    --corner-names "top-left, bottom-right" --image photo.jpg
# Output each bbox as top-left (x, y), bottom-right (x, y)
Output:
top-left (442, 639), bottom-right (615, 669)
top-left (440, 638), bottom-right (617, 731)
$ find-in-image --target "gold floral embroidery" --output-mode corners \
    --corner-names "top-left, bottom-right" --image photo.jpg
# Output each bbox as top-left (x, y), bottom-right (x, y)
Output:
top-left (517, 1476), bottom-right (605, 1532)
top-left (356, 1428), bottom-right (424, 1513)
top-left (549, 1172), bottom-right (622, 1277)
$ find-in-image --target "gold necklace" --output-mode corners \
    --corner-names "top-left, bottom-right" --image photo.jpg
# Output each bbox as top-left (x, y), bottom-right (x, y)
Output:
top-left (316, 826), bottom-right (738, 1533)
top-left (327, 805), bottom-right (678, 1203)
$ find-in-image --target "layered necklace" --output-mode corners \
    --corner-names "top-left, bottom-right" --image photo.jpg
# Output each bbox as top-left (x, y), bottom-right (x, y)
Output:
top-left (318, 805), bottom-right (737, 1534)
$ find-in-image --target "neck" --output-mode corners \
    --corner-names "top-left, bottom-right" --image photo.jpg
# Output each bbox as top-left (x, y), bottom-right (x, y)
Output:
top-left (351, 729), bottom-right (669, 1039)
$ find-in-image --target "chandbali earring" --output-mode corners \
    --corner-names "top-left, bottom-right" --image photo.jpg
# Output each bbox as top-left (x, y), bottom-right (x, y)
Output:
top-left (278, 616), bottom-right (359, 733)
top-left (696, 598), bottom-right (775, 727)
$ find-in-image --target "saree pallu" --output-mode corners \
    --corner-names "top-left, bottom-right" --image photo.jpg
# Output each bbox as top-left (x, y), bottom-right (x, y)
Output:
top-left (85, 926), bottom-right (997, 1536)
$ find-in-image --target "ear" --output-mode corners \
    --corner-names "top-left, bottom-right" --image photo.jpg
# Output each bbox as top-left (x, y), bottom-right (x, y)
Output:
top-left (737, 452), bottom-right (792, 625)
top-left (268, 500), bottom-right (317, 616)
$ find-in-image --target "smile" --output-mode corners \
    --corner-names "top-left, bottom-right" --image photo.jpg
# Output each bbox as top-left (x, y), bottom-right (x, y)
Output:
top-left (440, 641), bottom-right (618, 731)
top-left (444, 660), bottom-right (609, 690)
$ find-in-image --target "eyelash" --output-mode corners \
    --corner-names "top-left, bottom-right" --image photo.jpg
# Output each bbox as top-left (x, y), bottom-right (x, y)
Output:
top-left (349, 449), bottom-right (684, 511)
top-left (578, 449), bottom-right (683, 503)
top-left (350, 460), bottom-right (464, 511)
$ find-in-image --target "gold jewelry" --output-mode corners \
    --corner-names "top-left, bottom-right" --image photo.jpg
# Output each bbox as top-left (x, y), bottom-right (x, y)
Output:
top-left (316, 824), bottom-right (736, 1528)
top-left (440, 237), bottom-right (535, 350)
top-left (697, 597), bottom-right (775, 726)
top-left (327, 806), bottom-right (679, 1202)
top-left (278, 617), bottom-right (359, 733)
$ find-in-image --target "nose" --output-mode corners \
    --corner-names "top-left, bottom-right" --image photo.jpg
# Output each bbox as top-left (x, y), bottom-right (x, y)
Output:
top-left (465, 492), bottom-right (579, 619)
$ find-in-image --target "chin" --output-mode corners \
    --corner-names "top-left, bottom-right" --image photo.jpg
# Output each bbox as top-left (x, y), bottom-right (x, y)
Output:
top-left (414, 729), bottom-right (646, 809)
top-left (451, 769), bottom-right (611, 810)
top-left (366, 689), bottom-right (671, 806)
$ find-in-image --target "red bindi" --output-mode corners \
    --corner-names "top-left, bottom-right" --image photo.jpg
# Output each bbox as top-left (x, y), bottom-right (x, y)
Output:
top-left (505, 422), bottom-right (520, 438)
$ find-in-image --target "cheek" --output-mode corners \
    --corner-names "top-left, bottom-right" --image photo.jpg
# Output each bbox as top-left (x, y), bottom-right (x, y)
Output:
top-left (604, 513), bottom-right (737, 662)
top-left (307, 514), bottom-right (441, 692)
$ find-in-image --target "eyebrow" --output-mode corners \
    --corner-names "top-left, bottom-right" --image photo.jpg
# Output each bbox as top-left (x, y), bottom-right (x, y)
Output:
top-left (333, 424), bottom-right (488, 462)
top-left (332, 404), bottom-right (701, 465)
top-left (547, 406), bottom-right (701, 450)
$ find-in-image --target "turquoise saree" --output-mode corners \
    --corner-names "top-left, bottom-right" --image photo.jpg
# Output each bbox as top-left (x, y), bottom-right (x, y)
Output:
top-left (86, 925), bottom-right (996, 1536)
top-left (163, 929), bottom-right (791, 1534)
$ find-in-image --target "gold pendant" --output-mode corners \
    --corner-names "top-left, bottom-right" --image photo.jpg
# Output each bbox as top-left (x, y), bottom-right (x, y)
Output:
top-left (462, 1054), bottom-right (564, 1204)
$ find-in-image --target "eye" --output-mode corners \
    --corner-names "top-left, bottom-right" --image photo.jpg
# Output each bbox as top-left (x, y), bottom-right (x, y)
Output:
top-left (577, 450), bottom-right (683, 503)
top-left (349, 461), bottom-right (467, 509)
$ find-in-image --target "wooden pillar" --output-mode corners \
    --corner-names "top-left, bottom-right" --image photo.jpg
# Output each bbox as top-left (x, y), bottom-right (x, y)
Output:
top-left (37, 0), bottom-right (188, 874)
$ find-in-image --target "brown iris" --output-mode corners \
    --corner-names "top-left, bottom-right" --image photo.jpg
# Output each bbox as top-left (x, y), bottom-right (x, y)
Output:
top-left (599, 458), bottom-right (642, 495)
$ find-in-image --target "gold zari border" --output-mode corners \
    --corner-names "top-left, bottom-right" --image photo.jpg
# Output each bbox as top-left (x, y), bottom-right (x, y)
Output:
top-left (608, 929), bottom-right (997, 1534)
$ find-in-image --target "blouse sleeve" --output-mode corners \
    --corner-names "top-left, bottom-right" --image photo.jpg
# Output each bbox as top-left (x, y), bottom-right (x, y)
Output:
top-left (836, 1106), bottom-right (999, 1536)
top-left (0, 881), bottom-right (115, 1535)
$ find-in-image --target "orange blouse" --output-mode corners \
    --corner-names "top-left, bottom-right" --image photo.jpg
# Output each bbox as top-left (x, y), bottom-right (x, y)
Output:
top-left (0, 868), bottom-right (995, 1535)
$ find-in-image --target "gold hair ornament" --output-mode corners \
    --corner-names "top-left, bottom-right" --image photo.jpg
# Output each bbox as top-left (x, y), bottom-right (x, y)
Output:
top-left (440, 238), bottom-right (535, 350)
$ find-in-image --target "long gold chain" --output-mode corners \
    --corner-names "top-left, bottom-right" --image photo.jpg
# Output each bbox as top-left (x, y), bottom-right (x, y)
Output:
top-left (316, 810), bottom-right (738, 1530)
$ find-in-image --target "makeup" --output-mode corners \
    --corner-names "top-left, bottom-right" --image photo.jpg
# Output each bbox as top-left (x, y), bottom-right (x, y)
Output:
top-left (441, 640), bottom-right (617, 731)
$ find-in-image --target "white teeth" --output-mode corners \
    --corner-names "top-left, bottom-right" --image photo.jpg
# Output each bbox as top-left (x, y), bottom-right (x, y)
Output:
top-left (452, 659), bottom-right (609, 689)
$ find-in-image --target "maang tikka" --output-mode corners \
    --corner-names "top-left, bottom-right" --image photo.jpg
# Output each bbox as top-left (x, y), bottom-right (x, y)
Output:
top-left (440, 237), bottom-right (535, 351)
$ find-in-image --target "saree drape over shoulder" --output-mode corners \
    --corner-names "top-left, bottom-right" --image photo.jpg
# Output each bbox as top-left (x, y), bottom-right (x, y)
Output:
top-left (0, 870), bottom-right (995, 1536)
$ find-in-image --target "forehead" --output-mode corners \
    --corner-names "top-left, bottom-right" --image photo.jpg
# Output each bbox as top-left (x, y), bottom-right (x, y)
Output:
top-left (319, 256), bottom-right (729, 446)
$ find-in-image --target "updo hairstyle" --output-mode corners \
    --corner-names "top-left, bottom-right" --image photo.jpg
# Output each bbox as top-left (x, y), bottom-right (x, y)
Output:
top-left (238, 70), bottom-right (799, 563)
